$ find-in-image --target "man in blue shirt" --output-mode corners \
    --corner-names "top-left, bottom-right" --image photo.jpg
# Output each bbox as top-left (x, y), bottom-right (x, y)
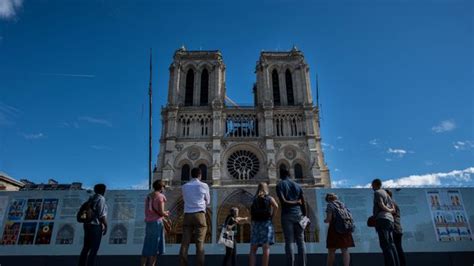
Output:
top-left (276, 169), bottom-right (307, 266)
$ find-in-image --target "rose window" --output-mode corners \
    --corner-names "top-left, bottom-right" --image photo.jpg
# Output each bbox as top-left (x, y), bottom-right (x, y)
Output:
top-left (227, 150), bottom-right (260, 180)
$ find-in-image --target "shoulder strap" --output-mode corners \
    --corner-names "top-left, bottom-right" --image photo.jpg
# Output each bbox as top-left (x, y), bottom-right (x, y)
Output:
top-left (147, 194), bottom-right (161, 216)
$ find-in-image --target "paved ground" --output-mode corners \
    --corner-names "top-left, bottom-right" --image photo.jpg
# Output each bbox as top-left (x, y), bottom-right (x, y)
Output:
top-left (1, 252), bottom-right (473, 266)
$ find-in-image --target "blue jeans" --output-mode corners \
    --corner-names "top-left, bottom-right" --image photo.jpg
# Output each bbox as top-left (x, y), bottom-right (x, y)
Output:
top-left (281, 214), bottom-right (306, 266)
top-left (375, 218), bottom-right (400, 266)
top-left (78, 224), bottom-right (102, 266)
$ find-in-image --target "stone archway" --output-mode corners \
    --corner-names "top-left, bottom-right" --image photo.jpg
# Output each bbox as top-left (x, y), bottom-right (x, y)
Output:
top-left (216, 189), bottom-right (254, 243)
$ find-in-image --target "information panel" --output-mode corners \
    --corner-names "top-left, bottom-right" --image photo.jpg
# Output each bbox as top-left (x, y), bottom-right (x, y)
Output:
top-left (0, 188), bottom-right (473, 256)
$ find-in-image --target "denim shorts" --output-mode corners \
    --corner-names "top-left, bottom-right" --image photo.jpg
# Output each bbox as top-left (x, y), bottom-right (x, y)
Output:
top-left (141, 220), bottom-right (165, 256)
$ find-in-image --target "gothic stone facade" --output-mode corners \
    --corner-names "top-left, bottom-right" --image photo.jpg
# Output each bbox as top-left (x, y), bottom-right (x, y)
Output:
top-left (154, 47), bottom-right (330, 187)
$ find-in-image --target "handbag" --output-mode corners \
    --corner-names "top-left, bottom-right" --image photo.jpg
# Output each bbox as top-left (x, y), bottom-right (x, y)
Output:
top-left (162, 217), bottom-right (172, 234)
top-left (299, 216), bottom-right (310, 230)
top-left (367, 216), bottom-right (376, 227)
top-left (218, 226), bottom-right (235, 248)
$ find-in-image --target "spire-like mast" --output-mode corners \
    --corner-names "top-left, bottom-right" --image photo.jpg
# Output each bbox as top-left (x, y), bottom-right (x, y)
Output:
top-left (148, 48), bottom-right (153, 190)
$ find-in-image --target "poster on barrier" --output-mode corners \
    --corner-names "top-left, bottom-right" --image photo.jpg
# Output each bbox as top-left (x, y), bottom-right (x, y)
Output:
top-left (18, 222), bottom-right (37, 245)
top-left (426, 189), bottom-right (473, 242)
top-left (7, 199), bottom-right (25, 221)
top-left (1, 222), bottom-right (21, 245)
top-left (0, 196), bottom-right (9, 227)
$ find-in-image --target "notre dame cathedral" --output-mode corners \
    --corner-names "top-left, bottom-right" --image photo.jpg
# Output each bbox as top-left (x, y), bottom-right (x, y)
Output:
top-left (154, 47), bottom-right (330, 188)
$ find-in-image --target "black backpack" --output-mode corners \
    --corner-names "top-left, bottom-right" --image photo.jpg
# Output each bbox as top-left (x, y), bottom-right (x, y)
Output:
top-left (251, 195), bottom-right (272, 221)
top-left (331, 201), bottom-right (355, 234)
top-left (76, 198), bottom-right (94, 224)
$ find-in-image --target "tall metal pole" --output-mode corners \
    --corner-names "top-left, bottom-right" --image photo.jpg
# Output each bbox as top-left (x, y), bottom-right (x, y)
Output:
top-left (148, 48), bottom-right (153, 190)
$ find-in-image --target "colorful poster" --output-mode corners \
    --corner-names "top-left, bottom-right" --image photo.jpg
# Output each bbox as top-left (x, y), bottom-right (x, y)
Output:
top-left (18, 222), bottom-right (37, 245)
top-left (41, 198), bottom-right (59, 220)
top-left (1, 222), bottom-right (21, 245)
top-left (24, 199), bottom-right (43, 220)
top-left (7, 199), bottom-right (25, 220)
top-left (426, 189), bottom-right (473, 242)
top-left (35, 222), bottom-right (54, 244)
top-left (0, 196), bottom-right (9, 225)
top-left (55, 223), bottom-right (75, 245)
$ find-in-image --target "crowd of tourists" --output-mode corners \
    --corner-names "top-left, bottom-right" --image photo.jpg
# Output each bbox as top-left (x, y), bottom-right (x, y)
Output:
top-left (76, 171), bottom-right (406, 266)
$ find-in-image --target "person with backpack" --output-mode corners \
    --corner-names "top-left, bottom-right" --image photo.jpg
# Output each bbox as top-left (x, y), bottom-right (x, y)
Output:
top-left (324, 193), bottom-right (354, 266)
top-left (141, 180), bottom-right (170, 266)
top-left (221, 207), bottom-right (248, 266)
top-left (249, 182), bottom-right (279, 266)
top-left (276, 168), bottom-right (307, 266)
top-left (78, 184), bottom-right (108, 266)
top-left (371, 179), bottom-right (399, 266)
top-left (385, 189), bottom-right (406, 266)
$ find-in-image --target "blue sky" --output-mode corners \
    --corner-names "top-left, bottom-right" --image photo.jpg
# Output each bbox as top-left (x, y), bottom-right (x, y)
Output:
top-left (0, 0), bottom-right (473, 189)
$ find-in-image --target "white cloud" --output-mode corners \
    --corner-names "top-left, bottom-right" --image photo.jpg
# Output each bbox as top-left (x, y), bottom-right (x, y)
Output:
top-left (331, 179), bottom-right (348, 188)
top-left (387, 148), bottom-right (407, 157)
top-left (453, 140), bottom-right (474, 151)
top-left (130, 179), bottom-right (149, 190)
top-left (0, 0), bottom-right (23, 20)
top-left (21, 132), bottom-right (45, 140)
top-left (79, 116), bottom-right (112, 127)
top-left (355, 167), bottom-right (474, 188)
top-left (432, 120), bottom-right (456, 133)
top-left (336, 136), bottom-right (343, 140)
top-left (369, 139), bottom-right (379, 146)
top-left (60, 121), bottom-right (80, 129)
top-left (39, 73), bottom-right (95, 78)
top-left (425, 161), bottom-right (434, 166)
top-left (0, 101), bottom-right (19, 126)
top-left (91, 145), bottom-right (111, 151)
top-left (322, 142), bottom-right (335, 150)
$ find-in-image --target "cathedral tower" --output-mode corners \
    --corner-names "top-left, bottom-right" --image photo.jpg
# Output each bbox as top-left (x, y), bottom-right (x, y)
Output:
top-left (155, 47), bottom-right (330, 188)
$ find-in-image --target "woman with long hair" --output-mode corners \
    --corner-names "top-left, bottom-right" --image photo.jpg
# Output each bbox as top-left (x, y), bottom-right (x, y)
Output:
top-left (249, 182), bottom-right (279, 266)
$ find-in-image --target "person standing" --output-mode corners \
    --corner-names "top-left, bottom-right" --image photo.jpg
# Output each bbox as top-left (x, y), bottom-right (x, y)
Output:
top-left (371, 179), bottom-right (399, 266)
top-left (324, 193), bottom-right (354, 266)
top-left (141, 180), bottom-right (170, 266)
top-left (276, 168), bottom-right (307, 266)
top-left (385, 189), bottom-right (406, 266)
top-left (249, 182), bottom-right (279, 266)
top-left (78, 184), bottom-right (108, 266)
top-left (222, 207), bottom-right (248, 266)
top-left (179, 168), bottom-right (210, 266)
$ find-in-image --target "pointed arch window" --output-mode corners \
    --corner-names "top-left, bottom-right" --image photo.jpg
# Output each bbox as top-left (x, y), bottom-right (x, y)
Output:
top-left (199, 164), bottom-right (208, 181)
top-left (272, 69), bottom-right (281, 106)
top-left (200, 69), bottom-right (209, 106)
top-left (294, 163), bottom-right (303, 179)
top-left (279, 164), bottom-right (287, 179)
top-left (181, 164), bottom-right (190, 182)
top-left (285, 69), bottom-right (295, 105)
top-left (184, 69), bottom-right (194, 106)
